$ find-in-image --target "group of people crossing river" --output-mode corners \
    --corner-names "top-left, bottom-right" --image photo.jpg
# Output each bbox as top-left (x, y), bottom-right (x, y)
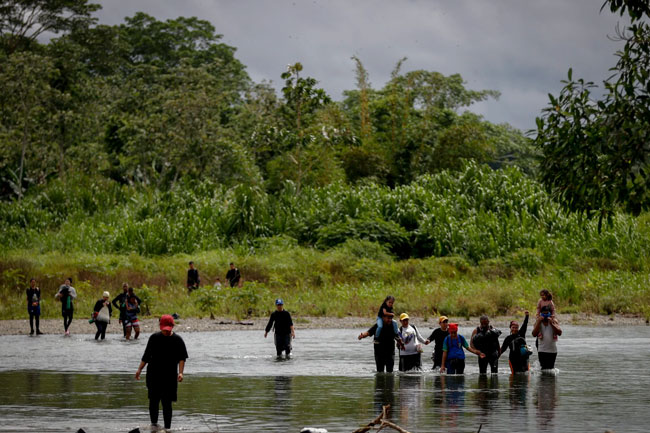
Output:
top-left (358, 292), bottom-right (562, 374)
top-left (22, 275), bottom-right (563, 431)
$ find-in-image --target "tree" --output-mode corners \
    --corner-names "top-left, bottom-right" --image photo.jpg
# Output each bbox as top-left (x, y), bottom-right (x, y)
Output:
top-left (534, 0), bottom-right (650, 228)
top-left (0, 0), bottom-right (100, 53)
top-left (0, 51), bottom-right (61, 198)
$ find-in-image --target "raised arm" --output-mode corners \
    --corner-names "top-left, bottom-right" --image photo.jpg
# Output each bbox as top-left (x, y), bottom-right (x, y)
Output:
top-left (519, 312), bottom-right (529, 337)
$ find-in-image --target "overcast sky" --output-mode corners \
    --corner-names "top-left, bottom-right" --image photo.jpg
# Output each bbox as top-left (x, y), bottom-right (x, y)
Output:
top-left (93, 0), bottom-right (626, 131)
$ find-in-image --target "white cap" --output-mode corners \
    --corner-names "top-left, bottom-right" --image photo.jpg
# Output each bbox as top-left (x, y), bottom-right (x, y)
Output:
top-left (102, 291), bottom-right (110, 298)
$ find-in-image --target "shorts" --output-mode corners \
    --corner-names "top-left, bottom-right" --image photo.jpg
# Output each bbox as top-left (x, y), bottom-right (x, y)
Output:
top-left (28, 305), bottom-right (41, 316)
top-left (125, 318), bottom-right (140, 328)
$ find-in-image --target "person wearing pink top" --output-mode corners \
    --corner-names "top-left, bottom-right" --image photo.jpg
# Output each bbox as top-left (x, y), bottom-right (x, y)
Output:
top-left (536, 289), bottom-right (556, 319)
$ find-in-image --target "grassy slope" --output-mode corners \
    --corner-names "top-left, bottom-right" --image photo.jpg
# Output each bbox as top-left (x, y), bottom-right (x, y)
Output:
top-left (2, 246), bottom-right (649, 321)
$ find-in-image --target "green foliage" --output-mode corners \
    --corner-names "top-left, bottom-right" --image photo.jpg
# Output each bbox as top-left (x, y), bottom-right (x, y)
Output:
top-left (535, 1), bottom-right (650, 225)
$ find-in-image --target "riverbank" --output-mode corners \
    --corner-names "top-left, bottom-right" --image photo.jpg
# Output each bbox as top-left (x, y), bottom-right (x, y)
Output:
top-left (1, 313), bottom-right (646, 336)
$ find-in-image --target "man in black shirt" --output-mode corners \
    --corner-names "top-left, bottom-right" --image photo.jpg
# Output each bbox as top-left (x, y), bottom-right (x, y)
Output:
top-left (428, 315), bottom-right (450, 369)
top-left (358, 313), bottom-right (405, 373)
top-left (226, 262), bottom-right (241, 288)
top-left (264, 298), bottom-right (295, 358)
top-left (113, 284), bottom-right (142, 337)
top-left (136, 315), bottom-right (188, 431)
top-left (187, 261), bottom-right (200, 293)
top-left (471, 315), bottom-right (502, 374)
top-left (26, 278), bottom-right (42, 335)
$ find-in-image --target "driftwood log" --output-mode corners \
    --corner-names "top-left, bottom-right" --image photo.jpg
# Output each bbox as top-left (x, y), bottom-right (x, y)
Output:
top-left (352, 405), bottom-right (411, 433)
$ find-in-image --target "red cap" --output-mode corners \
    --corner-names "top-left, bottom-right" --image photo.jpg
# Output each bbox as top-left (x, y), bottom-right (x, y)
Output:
top-left (160, 314), bottom-right (175, 331)
top-left (448, 323), bottom-right (458, 333)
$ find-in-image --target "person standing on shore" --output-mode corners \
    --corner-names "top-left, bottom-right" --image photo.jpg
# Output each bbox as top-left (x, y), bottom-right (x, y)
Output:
top-left (112, 283), bottom-right (129, 337)
top-left (428, 316), bottom-right (449, 370)
top-left (92, 291), bottom-right (112, 340)
top-left (264, 299), bottom-right (295, 358)
top-left (55, 278), bottom-right (76, 335)
top-left (500, 311), bottom-right (531, 374)
top-left (358, 313), bottom-right (404, 373)
top-left (187, 261), bottom-right (200, 293)
top-left (532, 306), bottom-right (562, 370)
top-left (136, 315), bottom-right (188, 431)
top-left (226, 262), bottom-right (241, 288)
top-left (26, 278), bottom-right (42, 335)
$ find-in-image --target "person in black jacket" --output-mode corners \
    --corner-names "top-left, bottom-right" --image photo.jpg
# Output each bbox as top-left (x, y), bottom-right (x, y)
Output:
top-left (226, 262), bottom-right (241, 288)
top-left (92, 291), bottom-right (113, 340)
top-left (186, 261), bottom-right (200, 292)
top-left (358, 313), bottom-right (405, 373)
top-left (26, 278), bottom-right (42, 335)
top-left (264, 299), bottom-right (295, 358)
top-left (112, 283), bottom-right (129, 336)
top-left (470, 315), bottom-right (502, 374)
top-left (500, 311), bottom-right (531, 374)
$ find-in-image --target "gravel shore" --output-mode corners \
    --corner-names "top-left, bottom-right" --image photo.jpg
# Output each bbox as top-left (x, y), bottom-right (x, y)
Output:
top-left (1, 313), bottom-right (646, 336)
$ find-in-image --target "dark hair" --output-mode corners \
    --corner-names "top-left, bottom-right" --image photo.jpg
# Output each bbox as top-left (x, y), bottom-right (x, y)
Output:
top-left (480, 315), bottom-right (489, 321)
top-left (30, 278), bottom-right (36, 282)
top-left (540, 305), bottom-right (552, 313)
top-left (189, 261), bottom-right (194, 265)
top-left (230, 262), bottom-right (234, 266)
top-left (66, 277), bottom-right (73, 284)
top-left (128, 287), bottom-right (134, 292)
top-left (540, 289), bottom-right (553, 301)
top-left (383, 295), bottom-right (395, 303)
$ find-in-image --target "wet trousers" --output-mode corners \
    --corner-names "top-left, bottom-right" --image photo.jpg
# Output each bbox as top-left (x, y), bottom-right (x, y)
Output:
top-left (62, 310), bottom-right (73, 331)
top-left (538, 352), bottom-right (557, 370)
top-left (373, 344), bottom-right (395, 372)
top-left (149, 397), bottom-right (173, 429)
top-left (94, 321), bottom-right (108, 340)
top-left (478, 355), bottom-right (499, 374)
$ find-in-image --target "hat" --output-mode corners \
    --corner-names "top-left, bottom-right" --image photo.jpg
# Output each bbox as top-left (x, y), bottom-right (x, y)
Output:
top-left (448, 323), bottom-right (458, 332)
top-left (275, 298), bottom-right (284, 305)
top-left (160, 315), bottom-right (175, 331)
top-left (438, 315), bottom-right (449, 324)
top-left (102, 291), bottom-right (110, 298)
top-left (399, 313), bottom-right (410, 321)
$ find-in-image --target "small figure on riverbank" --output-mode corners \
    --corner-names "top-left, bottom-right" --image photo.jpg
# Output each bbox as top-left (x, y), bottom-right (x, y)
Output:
top-left (500, 311), bottom-right (531, 374)
top-left (397, 313), bottom-right (429, 372)
top-left (55, 278), bottom-right (76, 335)
top-left (536, 290), bottom-right (556, 320)
top-left (136, 315), bottom-right (188, 431)
top-left (213, 278), bottom-right (222, 289)
top-left (428, 316), bottom-right (449, 370)
top-left (187, 261), bottom-right (200, 293)
top-left (264, 298), bottom-right (295, 358)
top-left (471, 315), bottom-right (502, 374)
top-left (374, 295), bottom-right (395, 341)
top-left (532, 306), bottom-right (562, 370)
top-left (226, 262), bottom-right (241, 288)
top-left (358, 313), bottom-right (404, 373)
top-left (26, 278), bottom-right (42, 335)
top-left (92, 291), bottom-right (112, 340)
top-left (440, 323), bottom-right (485, 374)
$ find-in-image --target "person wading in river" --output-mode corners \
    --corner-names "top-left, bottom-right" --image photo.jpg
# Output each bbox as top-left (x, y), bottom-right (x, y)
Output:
top-left (500, 311), bottom-right (531, 374)
top-left (397, 313), bottom-right (429, 372)
top-left (532, 306), bottom-right (562, 370)
top-left (136, 315), bottom-right (188, 431)
top-left (112, 283), bottom-right (129, 337)
top-left (26, 278), bottom-right (42, 335)
top-left (428, 316), bottom-right (449, 370)
top-left (55, 278), bottom-right (76, 335)
top-left (470, 315), bottom-right (502, 374)
top-left (440, 323), bottom-right (485, 374)
top-left (358, 312), bottom-right (405, 373)
top-left (92, 291), bottom-right (112, 340)
top-left (264, 298), bottom-right (295, 358)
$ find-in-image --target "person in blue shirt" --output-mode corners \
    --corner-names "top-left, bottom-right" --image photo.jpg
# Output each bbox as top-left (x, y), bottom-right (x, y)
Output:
top-left (440, 323), bottom-right (485, 374)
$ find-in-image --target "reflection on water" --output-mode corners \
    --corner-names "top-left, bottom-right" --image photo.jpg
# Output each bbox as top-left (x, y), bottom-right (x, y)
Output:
top-left (0, 326), bottom-right (649, 432)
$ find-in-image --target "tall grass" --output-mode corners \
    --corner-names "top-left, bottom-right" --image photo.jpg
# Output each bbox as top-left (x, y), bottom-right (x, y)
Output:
top-left (2, 164), bottom-right (650, 268)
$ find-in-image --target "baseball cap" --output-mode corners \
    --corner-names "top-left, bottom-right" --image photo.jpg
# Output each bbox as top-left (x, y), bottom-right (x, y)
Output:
top-left (160, 314), bottom-right (175, 331)
top-left (438, 315), bottom-right (449, 324)
top-left (275, 298), bottom-right (284, 305)
top-left (399, 313), bottom-right (410, 321)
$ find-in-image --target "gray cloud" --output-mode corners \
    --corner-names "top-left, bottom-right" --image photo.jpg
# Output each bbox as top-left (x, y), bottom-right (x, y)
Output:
top-left (93, 0), bottom-right (627, 130)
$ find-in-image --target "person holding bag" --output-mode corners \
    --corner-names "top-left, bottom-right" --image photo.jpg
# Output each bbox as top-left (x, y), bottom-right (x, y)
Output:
top-left (92, 291), bottom-right (112, 340)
